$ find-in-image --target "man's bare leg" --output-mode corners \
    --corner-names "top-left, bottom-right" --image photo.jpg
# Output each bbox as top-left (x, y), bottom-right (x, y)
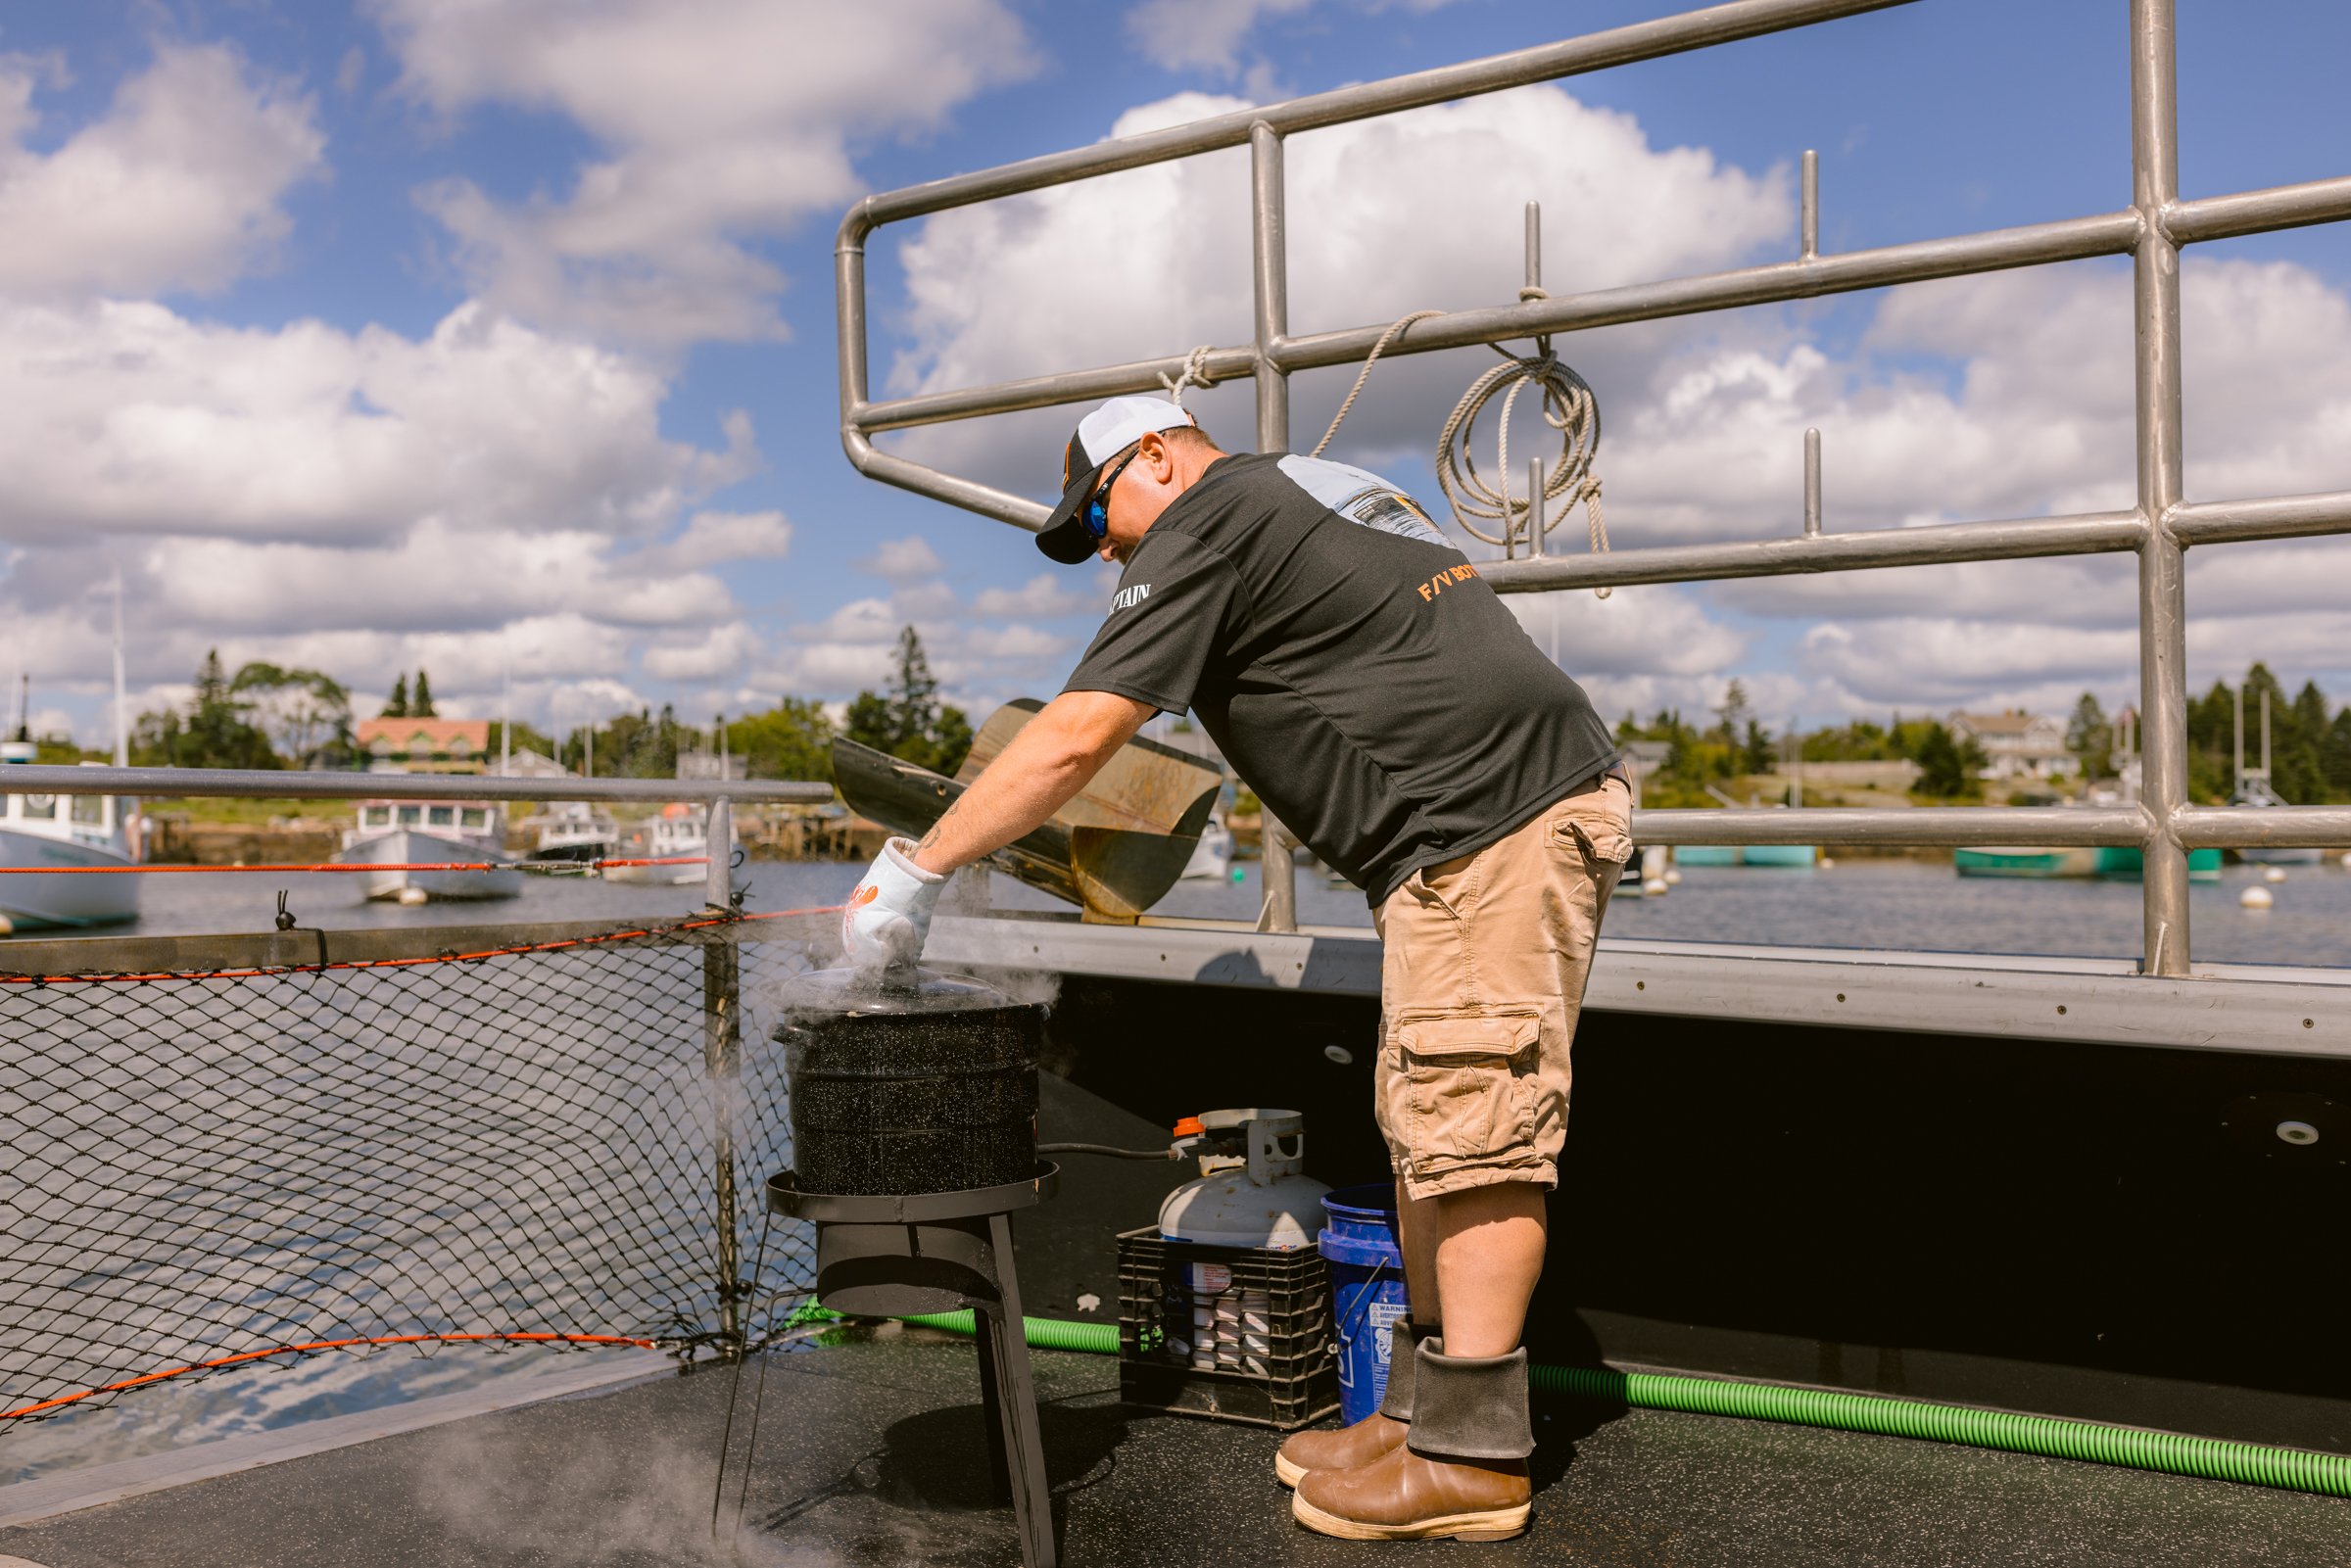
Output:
top-left (1400, 1182), bottom-right (1546, 1357)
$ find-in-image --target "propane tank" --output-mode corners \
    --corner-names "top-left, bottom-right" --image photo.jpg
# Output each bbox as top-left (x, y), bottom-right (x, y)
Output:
top-left (1157, 1108), bottom-right (1330, 1249)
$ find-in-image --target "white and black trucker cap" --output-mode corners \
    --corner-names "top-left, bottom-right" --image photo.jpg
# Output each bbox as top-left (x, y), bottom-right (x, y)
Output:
top-left (1035, 395), bottom-right (1199, 564)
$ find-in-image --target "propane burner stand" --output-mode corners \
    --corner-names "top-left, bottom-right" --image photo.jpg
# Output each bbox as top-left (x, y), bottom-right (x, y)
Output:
top-left (715, 1164), bottom-right (1063, 1568)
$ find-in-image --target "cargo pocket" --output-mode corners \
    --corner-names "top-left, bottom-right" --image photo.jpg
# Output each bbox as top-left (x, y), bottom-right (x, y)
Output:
top-left (1555, 790), bottom-right (1634, 869)
top-left (1396, 1012), bottom-right (1542, 1172)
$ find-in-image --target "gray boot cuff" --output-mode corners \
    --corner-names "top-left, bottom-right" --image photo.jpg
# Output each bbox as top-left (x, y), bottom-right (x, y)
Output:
top-left (1404, 1340), bottom-right (1534, 1461)
top-left (1375, 1318), bottom-right (1434, 1422)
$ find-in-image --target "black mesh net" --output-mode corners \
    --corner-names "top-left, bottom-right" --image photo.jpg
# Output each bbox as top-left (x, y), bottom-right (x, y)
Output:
top-left (0, 913), bottom-right (831, 1430)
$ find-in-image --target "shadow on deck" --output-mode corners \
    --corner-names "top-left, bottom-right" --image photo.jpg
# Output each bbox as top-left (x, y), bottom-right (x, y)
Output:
top-left (6, 1324), bottom-right (2350, 1567)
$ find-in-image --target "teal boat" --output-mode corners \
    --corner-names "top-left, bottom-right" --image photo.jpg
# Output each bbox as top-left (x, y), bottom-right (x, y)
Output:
top-left (1954, 846), bottom-right (2221, 882)
top-left (1676, 845), bottom-right (1816, 868)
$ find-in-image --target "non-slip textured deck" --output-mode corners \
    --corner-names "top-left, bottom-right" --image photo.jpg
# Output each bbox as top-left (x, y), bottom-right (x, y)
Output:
top-left (6, 1325), bottom-right (2348, 1567)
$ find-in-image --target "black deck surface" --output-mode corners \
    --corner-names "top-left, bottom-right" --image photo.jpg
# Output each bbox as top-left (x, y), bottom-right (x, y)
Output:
top-left (6, 1324), bottom-right (2348, 1568)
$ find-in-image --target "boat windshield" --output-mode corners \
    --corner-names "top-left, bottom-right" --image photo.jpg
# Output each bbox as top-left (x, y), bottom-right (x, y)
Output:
top-left (21, 793), bottom-right (55, 820)
top-left (71, 794), bottom-right (105, 826)
top-left (397, 805), bottom-right (424, 827)
top-left (427, 805), bottom-right (456, 828)
top-left (460, 807), bottom-right (488, 830)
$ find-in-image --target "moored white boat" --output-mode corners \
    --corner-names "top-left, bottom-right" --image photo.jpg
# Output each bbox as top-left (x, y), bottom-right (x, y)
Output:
top-left (0, 744), bottom-right (140, 933)
top-left (525, 801), bottom-right (619, 865)
top-left (336, 800), bottom-right (522, 902)
top-left (603, 804), bottom-right (711, 886)
top-left (1179, 814), bottom-right (1233, 880)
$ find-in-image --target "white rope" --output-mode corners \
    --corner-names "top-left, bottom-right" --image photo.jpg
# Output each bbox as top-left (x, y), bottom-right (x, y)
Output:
top-left (1309, 312), bottom-right (1442, 458)
top-left (1158, 344), bottom-right (1218, 409)
top-left (1312, 292), bottom-right (1611, 598)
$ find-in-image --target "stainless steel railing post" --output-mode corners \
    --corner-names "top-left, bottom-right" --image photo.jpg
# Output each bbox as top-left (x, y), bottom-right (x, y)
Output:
top-left (701, 796), bottom-right (744, 1355)
top-left (2130, 0), bottom-right (2190, 976)
top-left (1252, 120), bottom-right (1299, 932)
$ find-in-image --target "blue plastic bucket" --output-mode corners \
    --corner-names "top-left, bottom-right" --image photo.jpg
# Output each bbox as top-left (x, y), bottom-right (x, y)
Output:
top-left (1319, 1184), bottom-right (1410, 1427)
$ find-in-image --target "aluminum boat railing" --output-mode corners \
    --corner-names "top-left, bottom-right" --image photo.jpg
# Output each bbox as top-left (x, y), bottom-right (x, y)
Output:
top-left (831, 0), bottom-right (2351, 973)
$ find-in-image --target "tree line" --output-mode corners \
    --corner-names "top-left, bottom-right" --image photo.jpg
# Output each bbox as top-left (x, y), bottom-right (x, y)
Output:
top-left (1617, 666), bottom-right (2351, 808)
top-left (97, 627), bottom-right (974, 783)
top-left (1614, 680), bottom-right (1994, 805)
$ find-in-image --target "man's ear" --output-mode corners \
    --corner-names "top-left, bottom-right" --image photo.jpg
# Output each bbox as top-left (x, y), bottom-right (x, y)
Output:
top-left (1139, 429), bottom-right (1175, 479)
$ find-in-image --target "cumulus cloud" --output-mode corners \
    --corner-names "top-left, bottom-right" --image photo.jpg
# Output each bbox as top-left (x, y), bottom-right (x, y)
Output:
top-left (0, 42), bottom-right (324, 300)
top-left (1648, 258), bottom-right (2351, 715)
top-left (972, 573), bottom-right (1098, 621)
top-left (884, 85), bottom-right (1789, 490)
top-left (856, 535), bottom-right (946, 583)
top-left (648, 509), bottom-right (793, 570)
top-left (150, 518), bottom-right (740, 633)
top-left (1127, 0), bottom-right (1467, 80)
top-left (0, 298), bottom-right (755, 546)
top-left (642, 620), bottom-right (763, 681)
top-left (372, 0), bottom-right (1037, 345)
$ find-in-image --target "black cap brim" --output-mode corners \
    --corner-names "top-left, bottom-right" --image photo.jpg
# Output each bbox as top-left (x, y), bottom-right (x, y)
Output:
top-left (1035, 457), bottom-right (1108, 564)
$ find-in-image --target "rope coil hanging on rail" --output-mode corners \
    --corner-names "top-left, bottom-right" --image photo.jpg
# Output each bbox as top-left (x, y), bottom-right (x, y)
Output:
top-left (1310, 292), bottom-right (1611, 596)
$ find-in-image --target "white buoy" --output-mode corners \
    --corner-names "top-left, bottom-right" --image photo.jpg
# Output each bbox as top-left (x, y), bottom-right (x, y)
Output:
top-left (1662, 869), bottom-right (1682, 885)
top-left (2240, 884), bottom-right (2274, 911)
top-left (2264, 865), bottom-right (2287, 883)
top-left (2341, 851), bottom-right (2351, 872)
top-left (1818, 856), bottom-right (1836, 870)
top-left (1642, 877), bottom-right (1669, 897)
top-left (397, 885), bottom-right (430, 907)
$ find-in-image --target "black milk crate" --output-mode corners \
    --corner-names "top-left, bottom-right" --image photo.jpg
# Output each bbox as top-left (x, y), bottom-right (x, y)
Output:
top-left (1116, 1227), bottom-right (1338, 1430)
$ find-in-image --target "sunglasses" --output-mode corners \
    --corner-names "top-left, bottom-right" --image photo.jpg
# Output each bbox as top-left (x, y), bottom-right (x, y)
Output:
top-left (1084, 446), bottom-right (1144, 540)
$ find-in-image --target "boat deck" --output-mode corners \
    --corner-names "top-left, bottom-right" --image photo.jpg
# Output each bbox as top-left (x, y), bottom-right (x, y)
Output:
top-left (4, 1058), bottom-right (2346, 1566)
top-left (5, 1325), bottom-right (2346, 1567)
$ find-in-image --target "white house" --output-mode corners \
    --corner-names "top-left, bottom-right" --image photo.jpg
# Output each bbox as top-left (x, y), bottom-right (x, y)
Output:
top-left (1947, 711), bottom-right (2077, 781)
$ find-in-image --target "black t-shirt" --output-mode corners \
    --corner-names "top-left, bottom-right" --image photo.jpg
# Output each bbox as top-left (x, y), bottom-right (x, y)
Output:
top-left (1063, 451), bottom-right (1619, 906)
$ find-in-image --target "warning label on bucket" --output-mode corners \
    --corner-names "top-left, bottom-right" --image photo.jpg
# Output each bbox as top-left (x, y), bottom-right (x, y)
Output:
top-left (1368, 1301), bottom-right (1408, 1359)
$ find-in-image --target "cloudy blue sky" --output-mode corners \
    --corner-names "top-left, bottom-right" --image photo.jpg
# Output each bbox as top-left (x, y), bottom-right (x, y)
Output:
top-left (2, 0), bottom-right (2347, 747)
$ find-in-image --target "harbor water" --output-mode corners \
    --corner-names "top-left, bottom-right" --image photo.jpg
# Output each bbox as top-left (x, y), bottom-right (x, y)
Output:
top-left (72, 851), bottom-right (2351, 968)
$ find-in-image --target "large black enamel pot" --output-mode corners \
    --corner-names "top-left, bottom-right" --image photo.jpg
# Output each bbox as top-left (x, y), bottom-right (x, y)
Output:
top-left (778, 968), bottom-right (1042, 1198)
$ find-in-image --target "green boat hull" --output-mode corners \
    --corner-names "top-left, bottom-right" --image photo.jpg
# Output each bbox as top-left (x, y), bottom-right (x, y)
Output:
top-left (1674, 845), bottom-right (1816, 868)
top-left (1954, 846), bottom-right (2221, 882)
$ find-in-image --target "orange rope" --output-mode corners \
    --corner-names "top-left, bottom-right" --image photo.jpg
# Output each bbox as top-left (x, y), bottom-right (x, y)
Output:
top-left (0, 904), bottom-right (846, 985)
top-left (0, 856), bottom-right (710, 875)
top-left (0, 1332), bottom-right (661, 1421)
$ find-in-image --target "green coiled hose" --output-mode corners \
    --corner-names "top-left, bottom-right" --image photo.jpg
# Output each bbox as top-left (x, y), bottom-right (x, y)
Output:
top-left (886, 1310), bottom-right (2350, 1498)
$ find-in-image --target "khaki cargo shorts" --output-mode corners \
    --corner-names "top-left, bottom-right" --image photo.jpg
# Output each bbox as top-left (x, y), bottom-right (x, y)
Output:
top-left (1371, 771), bottom-right (1631, 1200)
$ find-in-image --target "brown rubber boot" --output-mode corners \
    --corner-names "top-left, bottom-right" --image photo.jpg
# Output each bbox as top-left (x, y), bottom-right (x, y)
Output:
top-left (1290, 1339), bottom-right (1534, 1542)
top-left (1272, 1318), bottom-right (1426, 1487)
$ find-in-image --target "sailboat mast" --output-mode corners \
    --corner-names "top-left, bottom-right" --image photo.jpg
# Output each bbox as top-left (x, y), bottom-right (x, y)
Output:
top-left (2233, 683), bottom-right (2244, 791)
top-left (112, 571), bottom-right (128, 768)
top-left (2260, 688), bottom-right (2271, 782)
top-left (500, 654), bottom-right (512, 777)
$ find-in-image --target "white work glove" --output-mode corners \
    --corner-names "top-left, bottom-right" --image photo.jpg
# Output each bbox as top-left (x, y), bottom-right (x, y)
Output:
top-left (840, 836), bottom-right (947, 975)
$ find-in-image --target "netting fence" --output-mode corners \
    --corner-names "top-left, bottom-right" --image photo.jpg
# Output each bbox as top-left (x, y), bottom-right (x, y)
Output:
top-left (0, 909), bottom-right (838, 1431)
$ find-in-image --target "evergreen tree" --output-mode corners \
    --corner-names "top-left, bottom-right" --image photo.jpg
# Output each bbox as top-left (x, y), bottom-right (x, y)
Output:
top-left (134, 650), bottom-right (280, 769)
top-left (1910, 722), bottom-right (1988, 799)
top-left (411, 669), bottom-right (437, 718)
top-left (2066, 691), bottom-right (2112, 781)
top-left (845, 627), bottom-right (973, 775)
top-left (1712, 680), bottom-right (1752, 746)
top-left (382, 674), bottom-right (409, 719)
top-left (2325, 709), bottom-right (2351, 798)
